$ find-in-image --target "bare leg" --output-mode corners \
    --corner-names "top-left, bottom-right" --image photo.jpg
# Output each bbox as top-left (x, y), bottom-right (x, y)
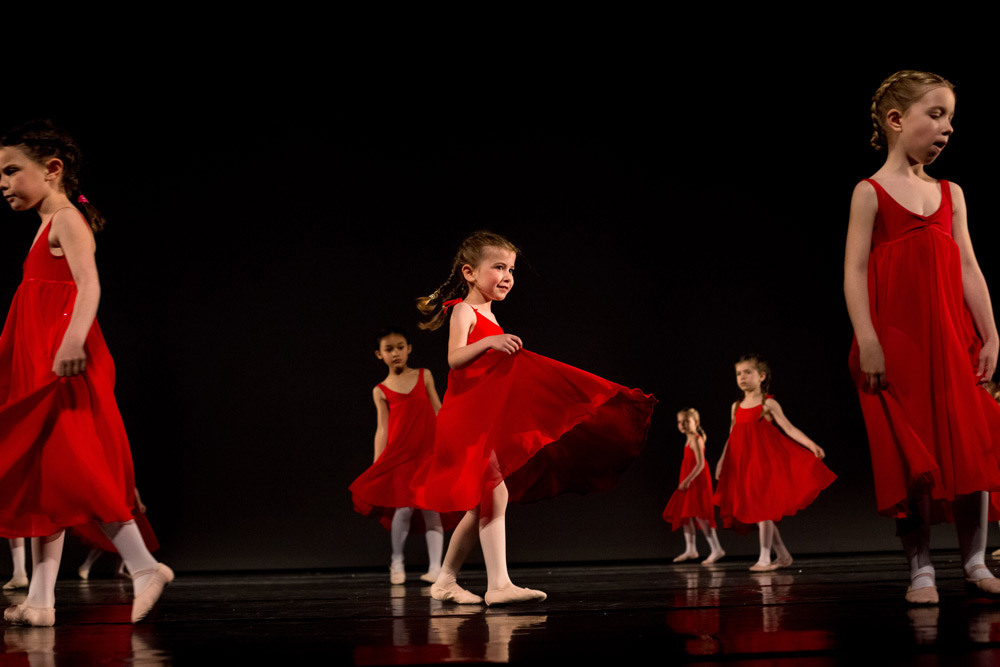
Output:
top-left (901, 494), bottom-right (937, 604)
top-left (430, 509), bottom-right (483, 604)
top-left (480, 482), bottom-right (546, 605)
top-left (673, 520), bottom-right (698, 562)
top-left (696, 518), bottom-right (725, 564)
top-left (4, 538), bottom-right (28, 589)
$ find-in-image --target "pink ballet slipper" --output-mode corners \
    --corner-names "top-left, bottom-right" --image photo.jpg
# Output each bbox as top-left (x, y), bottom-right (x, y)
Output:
top-left (131, 563), bottom-right (174, 623)
top-left (483, 585), bottom-right (547, 606)
top-left (4, 603), bottom-right (55, 627)
top-left (430, 581), bottom-right (483, 604)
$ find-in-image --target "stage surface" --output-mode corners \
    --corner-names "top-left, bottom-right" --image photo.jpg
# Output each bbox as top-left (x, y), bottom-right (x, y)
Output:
top-left (3, 552), bottom-right (1000, 664)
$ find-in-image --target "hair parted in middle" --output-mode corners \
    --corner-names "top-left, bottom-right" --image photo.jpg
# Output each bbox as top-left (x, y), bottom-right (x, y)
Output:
top-left (678, 407), bottom-right (707, 438)
top-left (416, 230), bottom-right (519, 331)
top-left (870, 70), bottom-right (954, 151)
top-left (736, 353), bottom-right (773, 421)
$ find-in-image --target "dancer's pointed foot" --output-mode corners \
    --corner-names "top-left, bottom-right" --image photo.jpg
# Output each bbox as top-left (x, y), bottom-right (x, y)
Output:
top-left (484, 585), bottom-right (547, 606)
top-left (766, 555), bottom-right (793, 571)
top-left (672, 552), bottom-right (698, 563)
top-left (702, 550), bottom-right (725, 565)
top-left (419, 569), bottom-right (441, 584)
top-left (131, 564), bottom-right (174, 623)
top-left (2, 575), bottom-right (28, 590)
top-left (4, 604), bottom-right (55, 627)
top-left (430, 581), bottom-right (483, 605)
top-left (965, 565), bottom-right (1000, 600)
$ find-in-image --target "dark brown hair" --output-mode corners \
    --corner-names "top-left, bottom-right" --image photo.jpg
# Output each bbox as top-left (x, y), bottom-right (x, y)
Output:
top-left (1, 120), bottom-right (105, 232)
top-left (735, 353), bottom-right (772, 421)
top-left (870, 70), bottom-right (954, 151)
top-left (417, 230), bottom-right (519, 331)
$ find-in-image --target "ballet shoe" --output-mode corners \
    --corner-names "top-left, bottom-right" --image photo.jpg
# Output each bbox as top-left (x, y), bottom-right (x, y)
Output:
top-left (749, 561), bottom-right (772, 572)
top-left (702, 551), bottom-right (725, 565)
top-left (419, 570), bottom-right (440, 584)
top-left (992, 547), bottom-right (1000, 558)
top-left (965, 566), bottom-right (1000, 600)
top-left (766, 556), bottom-right (793, 571)
top-left (389, 561), bottom-right (406, 585)
top-left (672, 552), bottom-right (698, 563)
top-left (131, 563), bottom-right (174, 623)
top-left (905, 585), bottom-right (939, 605)
top-left (484, 585), bottom-right (547, 606)
top-left (4, 603), bottom-right (55, 627)
top-left (430, 582), bottom-right (483, 605)
top-left (3, 575), bottom-right (29, 590)
top-left (77, 565), bottom-right (90, 581)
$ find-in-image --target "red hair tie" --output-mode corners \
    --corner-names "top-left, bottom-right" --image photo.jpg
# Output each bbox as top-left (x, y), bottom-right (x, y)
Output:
top-left (77, 194), bottom-right (89, 204)
top-left (442, 298), bottom-right (463, 312)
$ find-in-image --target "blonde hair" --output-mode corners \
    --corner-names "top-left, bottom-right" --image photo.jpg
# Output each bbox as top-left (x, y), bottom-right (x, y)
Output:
top-left (416, 230), bottom-right (519, 331)
top-left (677, 407), bottom-right (706, 437)
top-left (870, 70), bottom-right (954, 150)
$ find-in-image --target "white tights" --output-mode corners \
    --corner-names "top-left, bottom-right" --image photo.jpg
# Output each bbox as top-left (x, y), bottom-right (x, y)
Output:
top-left (681, 518), bottom-right (723, 556)
top-left (390, 508), bottom-right (444, 573)
top-left (437, 482), bottom-right (515, 592)
top-left (901, 491), bottom-right (992, 587)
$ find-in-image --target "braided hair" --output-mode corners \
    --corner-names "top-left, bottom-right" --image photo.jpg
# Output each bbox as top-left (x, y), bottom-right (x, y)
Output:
top-left (870, 70), bottom-right (954, 151)
top-left (677, 407), bottom-right (707, 438)
top-left (0, 120), bottom-right (105, 232)
top-left (416, 230), bottom-right (519, 331)
top-left (735, 353), bottom-right (773, 421)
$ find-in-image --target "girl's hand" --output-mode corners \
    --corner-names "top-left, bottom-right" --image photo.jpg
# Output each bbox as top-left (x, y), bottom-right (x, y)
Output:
top-left (977, 338), bottom-right (999, 384)
top-left (52, 337), bottom-right (87, 377)
top-left (810, 444), bottom-right (826, 459)
top-left (678, 479), bottom-right (691, 491)
top-left (485, 334), bottom-right (522, 355)
top-left (858, 339), bottom-right (887, 390)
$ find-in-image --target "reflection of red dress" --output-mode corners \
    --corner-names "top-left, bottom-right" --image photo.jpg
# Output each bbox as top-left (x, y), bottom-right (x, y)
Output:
top-left (662, 441), bottom-right (715, 530)
top-left (350, 369), bottom-right (461, 531)
top-left (848, 180), bottom-right (1000, 521)
top-left (713, 400), bottom-right (835, 532)
top-left (0, 219), bottom-right (136, 537)
top-left (415, 307), bottom-right (656, 512)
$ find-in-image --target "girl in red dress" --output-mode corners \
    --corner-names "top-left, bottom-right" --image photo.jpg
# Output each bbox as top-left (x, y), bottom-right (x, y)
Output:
top-left (845, 70), bottom-right (1000, 604)
top-left (0, 121), bottom-right (172, 626)
top-left (663, 408), bottom-right (724, 564)
top-left (714, 355), bottom-right (835, 571)
top-left (414, 231), bottom-right (656, 605)
top-left (349, 327), bottom-right (446, 585)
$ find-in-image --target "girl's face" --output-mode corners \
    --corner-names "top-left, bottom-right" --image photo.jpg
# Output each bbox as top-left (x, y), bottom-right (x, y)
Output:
top-left (466, 247), bottom-right (515, 301)
top-left (375, 334), bottom-right (411, 371)
top-left (676, 413), bottom-right (697, 434)
top-left (0, 146), bottom-right (57, 211)
top-left (896, 86), bottom-right (955, 165)
top-left (735, 361), bottom-right (765, 393)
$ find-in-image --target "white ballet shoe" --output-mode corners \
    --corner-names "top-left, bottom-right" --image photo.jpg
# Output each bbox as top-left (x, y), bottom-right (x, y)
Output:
top-left (4, 603), bottom-right (55, 627)
top-left (701, 550), bottom-right (725, 565)
top-left (131, 563), bottom-right (174, 623)
top-left (430, 581), bottom-right (483, 604)
top-left (484, 585), bottom-right (547, 606)
top-left (3, 575), bottom-right (29, 590)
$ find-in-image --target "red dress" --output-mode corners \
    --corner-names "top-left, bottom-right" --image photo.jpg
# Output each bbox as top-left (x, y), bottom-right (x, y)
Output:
top-left (713, 400), bottom-right (836, 532)
top-left (415, 307), bottom-right (656, 512)
top-left (0, 219), bottom-right (136, 537)
top-left (662, 440), bottom-right (716, 530)
top-left (849, 179), bottom-right (1000, 521)
top-left (350, 368), bottom-right (459, 531)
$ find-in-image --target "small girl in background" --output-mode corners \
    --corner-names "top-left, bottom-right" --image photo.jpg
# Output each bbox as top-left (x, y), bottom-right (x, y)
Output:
top-left (663, 408), bottom-right (725, 564)
top-left (714, 354), bottom-right (835, 571)
top-left (414, 230), bottom-right (656, 605)
top-left (0, 120), bottom-right (171, 626)
top-left (349, 327), bottom-right (448, 585)
top-left (846, 70), bottom-right (1000, 603)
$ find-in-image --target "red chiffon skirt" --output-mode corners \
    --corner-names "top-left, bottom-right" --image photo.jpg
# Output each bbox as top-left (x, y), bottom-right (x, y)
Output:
top-left (663, 445), bottom-right (716, 530)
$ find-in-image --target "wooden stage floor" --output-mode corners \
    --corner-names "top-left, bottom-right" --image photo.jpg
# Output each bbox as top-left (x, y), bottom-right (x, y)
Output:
top-left (4, 552), bottom-right (1000, 664)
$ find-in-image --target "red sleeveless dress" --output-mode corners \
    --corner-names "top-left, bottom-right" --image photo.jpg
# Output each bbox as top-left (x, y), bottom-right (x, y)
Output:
top-left (414, 307), bottom-right (656, 512)
top-left (349, 368), bottom-right (460, 531)
top-left (848, 179), bottom-right (1000, 522)
top-left (662, 440), bottom-right (716, 530)
top-left (713, 400), bottom-right (836, 532)
top-left (0, 220), bottom-right (136, 537)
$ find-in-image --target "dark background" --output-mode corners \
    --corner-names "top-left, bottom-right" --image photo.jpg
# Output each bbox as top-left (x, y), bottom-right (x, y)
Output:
top-left (1, 35), bottom-right (995, 572)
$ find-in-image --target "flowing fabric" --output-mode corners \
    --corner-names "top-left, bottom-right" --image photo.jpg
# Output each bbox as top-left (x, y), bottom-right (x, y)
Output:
top-left (415, 307), bottom-right (656, 512)
top-left (848, 179), bottom-right (1000, 522)
top-left (714, 401), bottom-right (836, 533)
top-left (350, 368), bottom-right (460, 532)
top-left (662, 442), bottom-right (716, 530)
top-left (0, 220), bottom-right (135, 537)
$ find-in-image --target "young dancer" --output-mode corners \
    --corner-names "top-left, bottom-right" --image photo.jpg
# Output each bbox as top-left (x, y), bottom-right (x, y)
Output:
top-left (414, 230), bottom-right (656, 605)
top-left (349, 327), bottom-right (448, 585)
top-left (845, 70), bottom-right (1000, 603)
top-left (0, 121), bottom-right (172, 626)
top-left (714, 355), bottom-right (835, 571)
top-left (663, 408), bottom-right (724, 564)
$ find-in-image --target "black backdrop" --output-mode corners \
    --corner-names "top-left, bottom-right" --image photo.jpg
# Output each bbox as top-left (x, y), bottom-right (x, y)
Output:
top-left (0, 37), bottom-right (994, 571)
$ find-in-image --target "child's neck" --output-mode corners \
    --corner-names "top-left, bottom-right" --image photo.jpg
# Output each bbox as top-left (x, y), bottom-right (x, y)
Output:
top-left (877, 146), bottom-right (932, 181)
top-left (463, 288), bottom-right (494, 313)
top-left (741, 389), bottom-right (764, 406)
top-left (36, 191), bottom-right (72, 220)
top-left (386, 364), bottom-right (412, 378)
